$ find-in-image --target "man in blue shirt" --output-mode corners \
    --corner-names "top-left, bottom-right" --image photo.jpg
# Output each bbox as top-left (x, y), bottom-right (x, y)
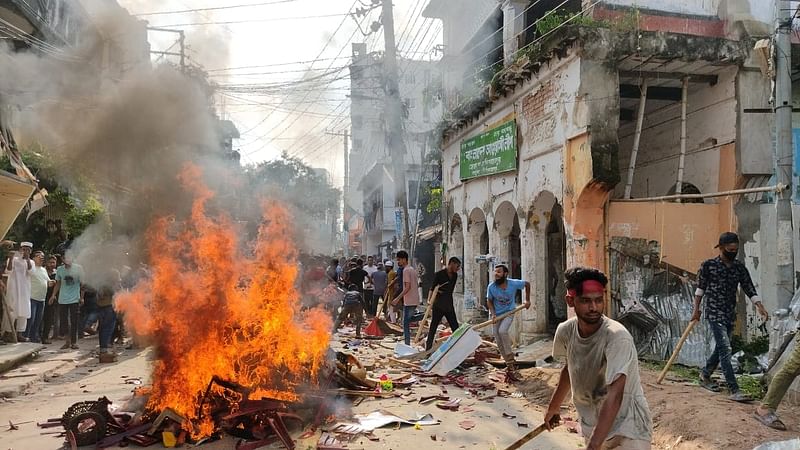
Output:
top-left (487, 263), bottom-right (530, 381)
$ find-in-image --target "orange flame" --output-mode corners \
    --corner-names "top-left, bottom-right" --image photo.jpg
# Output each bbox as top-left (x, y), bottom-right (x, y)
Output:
top-left (115, 164), bottom-right (331, 438)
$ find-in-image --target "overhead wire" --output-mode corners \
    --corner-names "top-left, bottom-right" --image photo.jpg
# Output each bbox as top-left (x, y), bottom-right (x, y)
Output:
top-left (134, 0), bottom-right (298, 16)
top-left (255, 10), bottom-right (367, 156)
top-left (237, 0), bottom-right (361, 157)
top-left (152, 13), bottom-right (352, 27)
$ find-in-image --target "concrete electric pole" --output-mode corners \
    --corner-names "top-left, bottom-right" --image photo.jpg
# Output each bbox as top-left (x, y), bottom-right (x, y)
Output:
top-left (326, 129), bottom-right (350, 254)
top-left (775, 1), bottom-right (794, 308)
top-left (381, 0), bottom-right (411, 250)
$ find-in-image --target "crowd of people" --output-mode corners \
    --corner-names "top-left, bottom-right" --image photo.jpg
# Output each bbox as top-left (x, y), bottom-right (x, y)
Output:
top-left (0, 240), bottom-right (130, 361)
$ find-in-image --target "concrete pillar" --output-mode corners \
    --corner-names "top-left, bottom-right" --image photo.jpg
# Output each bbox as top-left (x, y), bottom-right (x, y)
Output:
top-left (501, 0), bottom-right (529, 65)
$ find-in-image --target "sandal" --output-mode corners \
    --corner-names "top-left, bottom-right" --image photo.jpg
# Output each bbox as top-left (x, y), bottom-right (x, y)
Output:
top-left (754, 411), bottom-right (788, 430)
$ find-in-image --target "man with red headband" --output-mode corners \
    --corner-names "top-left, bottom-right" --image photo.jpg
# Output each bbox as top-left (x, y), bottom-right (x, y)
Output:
top-left (546, 267), bottom-right (652, 450)
top-left (486, 263), bottom-right (530, 381)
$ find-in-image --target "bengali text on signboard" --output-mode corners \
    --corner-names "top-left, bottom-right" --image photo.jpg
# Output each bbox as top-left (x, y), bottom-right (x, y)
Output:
top-left (459, 119), bottom-right (517, 180)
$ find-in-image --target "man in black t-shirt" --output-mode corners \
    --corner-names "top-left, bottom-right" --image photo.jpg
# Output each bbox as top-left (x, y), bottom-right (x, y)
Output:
top-left (345, 259), bottom-right (369, 294)
top-left (425, 257), bottom-right (461, 350)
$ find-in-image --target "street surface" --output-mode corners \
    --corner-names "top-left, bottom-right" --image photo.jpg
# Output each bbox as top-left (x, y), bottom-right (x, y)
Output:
top-left (0, 335), bottom-right (585, 450)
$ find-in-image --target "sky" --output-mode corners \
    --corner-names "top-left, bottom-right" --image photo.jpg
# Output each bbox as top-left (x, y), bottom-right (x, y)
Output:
top-left (115, 0), bottom-right (443, 188)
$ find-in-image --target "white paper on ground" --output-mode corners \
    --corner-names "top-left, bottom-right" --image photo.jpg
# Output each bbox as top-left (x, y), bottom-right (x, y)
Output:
top-left (393, 343), bottom-right (418, 357)
top-left (353, 410), bottom-right (440, 431)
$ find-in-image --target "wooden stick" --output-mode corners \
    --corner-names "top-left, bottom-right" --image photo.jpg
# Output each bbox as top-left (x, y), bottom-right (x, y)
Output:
top-left (504, 415), bottom-right (560, 450)
top-left (414, 283), bottom-right (445, 342)
top-left (472, 305), bottom-right (527, 331)
top-left (326, 389), bottom-right (395, 398)
top-left (388, 357), bottom-right (421, 369)
top-left (657, 320), bottom-right (698, 384)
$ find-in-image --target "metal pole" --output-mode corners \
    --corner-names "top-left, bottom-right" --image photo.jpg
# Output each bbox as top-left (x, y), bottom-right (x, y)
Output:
top-left (676, 77), bottom-right (689, 198)
top-left (343, 129), bottom-right (349, 254)
top-left (409, 139), bottom-right (427, 261)
top-left (382, 0), bottom-right (411, 250)
top-left (775, 1), bottom-right (794, 308)
top-left (624, 79), bottom-right (648, 199)
top-left (178, 30), bottom-right (186, 73)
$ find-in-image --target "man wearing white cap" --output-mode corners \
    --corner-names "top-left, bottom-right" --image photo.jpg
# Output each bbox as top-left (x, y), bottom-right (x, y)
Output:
top-left (2, 242), bottom-right (33, 341)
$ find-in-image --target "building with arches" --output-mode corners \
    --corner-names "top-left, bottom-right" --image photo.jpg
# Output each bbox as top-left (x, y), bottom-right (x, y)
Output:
top-left (426, 0), bottom-right (785, 346)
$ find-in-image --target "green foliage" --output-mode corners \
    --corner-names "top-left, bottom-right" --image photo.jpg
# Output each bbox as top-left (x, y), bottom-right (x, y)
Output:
top-left (641, 360), bottom-right (699, 381)
top-left (737, 374), bottom-right (767, 400)
top-left (244, 152), bottom-right (340, 222)
top-left (731, 334), bottom-right (770, 374)
top-left (535, 9), bottom-right (603, 36)
top-left (64, 195), bottom-right (105, 237)
top-left (426, 186), bottom-right (442, 215)
top-left (1, 148), bottom-right (106, 252)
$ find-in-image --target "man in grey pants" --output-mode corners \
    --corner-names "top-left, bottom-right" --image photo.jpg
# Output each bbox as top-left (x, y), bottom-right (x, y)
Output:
top-left (486, 264), bottom-right (530, 381)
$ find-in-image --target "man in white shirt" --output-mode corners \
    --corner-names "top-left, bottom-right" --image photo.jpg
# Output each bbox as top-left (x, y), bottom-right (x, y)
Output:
top-left (546, 266), bottom-right (652, 450)
top-left (25, 250), bottom-right (50, 343)
top-left (363, 255), bottom-right (378, 317)
top-left (2, 242), bottom-right (33, 341)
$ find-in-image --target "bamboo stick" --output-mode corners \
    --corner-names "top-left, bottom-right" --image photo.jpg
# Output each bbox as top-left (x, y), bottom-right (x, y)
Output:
top-left (472, 305), bottom-right (527, 331)
top-left (414, 283), bottom-right (445, 342)
top-left (657, 320), bottom-right (698, 384)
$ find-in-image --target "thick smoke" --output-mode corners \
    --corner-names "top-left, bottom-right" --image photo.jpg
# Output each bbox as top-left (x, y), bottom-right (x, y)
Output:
top-left (0, 1), bottom-right (237, 288)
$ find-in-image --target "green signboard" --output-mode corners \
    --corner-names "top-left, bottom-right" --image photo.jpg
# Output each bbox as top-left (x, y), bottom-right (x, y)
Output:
top-left (460, 120), bottom-right (517, 180)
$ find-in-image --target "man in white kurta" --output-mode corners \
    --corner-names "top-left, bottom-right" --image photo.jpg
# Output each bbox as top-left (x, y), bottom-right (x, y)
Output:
top-left (2, 242), bottom-right (33, 337)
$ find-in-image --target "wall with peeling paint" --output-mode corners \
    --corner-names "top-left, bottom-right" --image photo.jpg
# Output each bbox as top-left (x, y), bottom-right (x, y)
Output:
top-left (441, 50), bottom-right (588, 343)
top-left (607, 202), bottom-right (720, 273)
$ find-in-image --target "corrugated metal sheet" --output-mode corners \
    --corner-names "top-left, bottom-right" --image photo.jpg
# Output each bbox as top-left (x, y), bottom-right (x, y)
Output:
top-left (611, 238), bottom-right (714, 367)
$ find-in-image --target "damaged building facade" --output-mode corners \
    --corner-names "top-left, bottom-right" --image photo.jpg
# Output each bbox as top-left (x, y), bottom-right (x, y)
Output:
top-left (424, 0), bottom-right (788, 353)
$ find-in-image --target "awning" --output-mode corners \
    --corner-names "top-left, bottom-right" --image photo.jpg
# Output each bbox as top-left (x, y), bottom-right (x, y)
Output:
top-left (415, 223), bottom-right (442, 241)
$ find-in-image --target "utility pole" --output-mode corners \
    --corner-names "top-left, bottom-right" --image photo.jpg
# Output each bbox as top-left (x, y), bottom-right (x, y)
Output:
top-left (326, 129), bottom-right (350, 253)
top-left (147, 27), bottom-right (187, 73)
top-left (775, 1), bottom-right (794, 309)
top-left (382, 0), bottom-right (411, 250)
top-left (178, 30), bottom-right (186, 73)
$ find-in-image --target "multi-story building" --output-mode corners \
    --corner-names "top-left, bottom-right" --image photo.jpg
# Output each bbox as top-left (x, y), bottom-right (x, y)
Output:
top-left (348, 42), bottom-right (442, 258)
top-left (425, 0), bottom-right (783, 348)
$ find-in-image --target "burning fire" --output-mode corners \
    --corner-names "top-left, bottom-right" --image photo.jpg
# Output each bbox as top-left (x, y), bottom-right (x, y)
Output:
top-left (115, 164), bottom-right (331, 438)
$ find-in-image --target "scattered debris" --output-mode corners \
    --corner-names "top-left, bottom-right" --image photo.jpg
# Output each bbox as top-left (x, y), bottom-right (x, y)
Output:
top-left (436, 398), bottom-right (462, 411)
top-left (458, 420), bottom-right (476, 430)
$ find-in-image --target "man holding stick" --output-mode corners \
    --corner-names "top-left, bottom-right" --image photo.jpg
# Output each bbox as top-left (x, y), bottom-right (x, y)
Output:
top-left (425, 257), bottom-right (461, 351)
top-left (692, 232), bottom-right (768, 402)
top-left (546, 267), bottom-right (652, 450)
top-left (486, 264), bottom-right (530, 380)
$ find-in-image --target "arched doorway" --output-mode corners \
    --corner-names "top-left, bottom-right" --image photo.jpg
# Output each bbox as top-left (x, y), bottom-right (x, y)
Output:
top-left (469, 208), bottom-right (490, 313)
top-left (495, 201), bottom-right (522, 300)
top-left (450, 214), bottom-right (465, 295)
top-left (530, 191), bottom-right (567, 333)
top-left (546, 202), bottom-right (567, 331)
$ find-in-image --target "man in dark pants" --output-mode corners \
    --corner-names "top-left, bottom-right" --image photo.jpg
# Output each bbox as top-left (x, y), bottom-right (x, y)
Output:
top-left (40, 255), bottom-right (58, 344)
top-left (692, 232), bottom-right (769, 402)
top-left (333, 284), bottom-right (365, 338)
top-left (49, 255), bottom-right (84, 350)
top-left (425, 257), bottom-right (461, 351)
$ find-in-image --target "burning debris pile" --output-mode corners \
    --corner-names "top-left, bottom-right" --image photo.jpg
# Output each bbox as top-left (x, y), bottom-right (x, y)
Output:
top-left (55, 164), bottom-right (333, 445)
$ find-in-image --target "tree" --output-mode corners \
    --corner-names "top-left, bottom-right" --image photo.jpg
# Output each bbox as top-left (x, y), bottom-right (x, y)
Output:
top-left (1, 148), bottom-right (107, 253)
top-left (243, 153), bottom-right (341, 254)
